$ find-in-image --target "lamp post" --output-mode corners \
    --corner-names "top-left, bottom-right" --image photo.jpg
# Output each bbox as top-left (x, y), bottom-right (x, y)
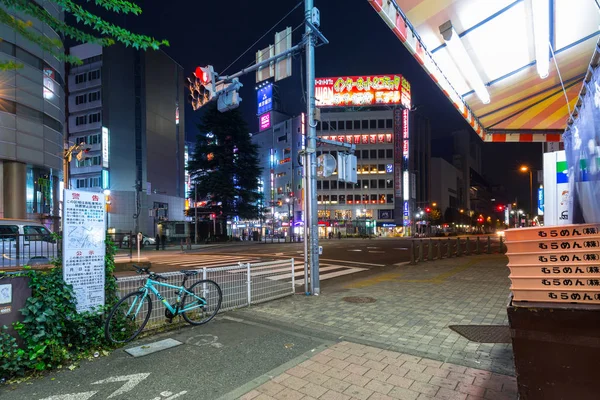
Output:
top-left (520, 166), bottom-right (533, 221)
top-left (285, 197), bottom-right (291, 242)
top-left (63, 142), bottom-right (90, 190)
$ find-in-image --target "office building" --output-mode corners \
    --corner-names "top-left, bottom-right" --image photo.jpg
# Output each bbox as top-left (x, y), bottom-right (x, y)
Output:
top-left (0, 2), bottom-right (65, 230)
top-left (67, 43), bottom-right (185, 236)
top-left (251, 111), bottom-right (304, 238)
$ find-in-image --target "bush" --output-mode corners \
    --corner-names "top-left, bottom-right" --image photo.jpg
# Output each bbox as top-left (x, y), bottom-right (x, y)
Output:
top-left (0, 235), bottom-right (119, 380)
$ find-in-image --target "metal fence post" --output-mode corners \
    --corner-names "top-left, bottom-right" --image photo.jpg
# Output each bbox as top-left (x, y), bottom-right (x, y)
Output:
top-left (410, 240), bottom-right (416, 265)
top-left (447, 238), bottom-right (452, 258)
top-left (437, 240), bottom-right (442, 260)
top-left (290, 258), bottom-right (295, 293)
top-left (466, 237), bottom-right (471, 256)
top-left (202, 267), bottom-right (207, 299)
top-left (487, 236), bottom-right (492, 254)
top-left (456, 237), bottom-right (461, 257)
top-left (476, 237), bottom-right (481, 255)
top-left (418, 240), bottom-right (424, 262)
top-left (428, 239), bottom-right (433, 261)
top-left (247, 262), bottom-right (252, 306)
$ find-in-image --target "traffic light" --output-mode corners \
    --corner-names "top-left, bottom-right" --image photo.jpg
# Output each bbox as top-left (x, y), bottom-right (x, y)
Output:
top-left (497, 205), bottom-right (504, 212)
top-left (217, 78), bottom-right (243, 112)
top-left (187, 65), bottom-right (216, 110)
top-left (425, 207), bottom-right (431, 213)
top-left (210, 213), bottom-right (216, 220)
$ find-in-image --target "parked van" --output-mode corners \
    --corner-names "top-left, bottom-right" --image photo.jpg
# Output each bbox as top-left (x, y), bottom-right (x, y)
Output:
top-left (0, 219), bottom-right (59, 268)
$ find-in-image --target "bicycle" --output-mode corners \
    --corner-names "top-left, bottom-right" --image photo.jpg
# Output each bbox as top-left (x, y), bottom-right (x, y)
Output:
top-left (105, 265), bottom-right (222, 343)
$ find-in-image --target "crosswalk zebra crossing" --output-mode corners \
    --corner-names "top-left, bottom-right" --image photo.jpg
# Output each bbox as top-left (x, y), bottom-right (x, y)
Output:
top-left (138, 254), bottom-right (368, 285)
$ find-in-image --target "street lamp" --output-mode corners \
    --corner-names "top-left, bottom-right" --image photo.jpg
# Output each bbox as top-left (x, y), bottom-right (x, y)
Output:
top-left (285, 197), bottom-right (292, 242)
top-left (63, 142), bottom-right (90, 189)
top-left (520, 166), bottom-right (533, 219)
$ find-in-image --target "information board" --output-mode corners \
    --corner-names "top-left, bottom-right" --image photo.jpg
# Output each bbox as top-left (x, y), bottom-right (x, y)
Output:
top-left (62, 189), bottom-right (106, 313)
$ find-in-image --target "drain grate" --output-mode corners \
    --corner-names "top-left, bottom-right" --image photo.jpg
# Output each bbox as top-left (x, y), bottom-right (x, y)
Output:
top-left (342, 296), bottom-right (376, 303)
top-left (449, 325), bottom-right (511, 343)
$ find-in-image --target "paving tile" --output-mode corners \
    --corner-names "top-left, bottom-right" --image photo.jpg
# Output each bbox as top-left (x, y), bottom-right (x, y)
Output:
top-left (434, 388), bottom-right (467, 400)
top-left (429, 376), bottom-right (458, 390)
top-left (324, 367), bottom-right (352, 380)
top-left (343, 384), bottom-right (374, 400)
top-left (343, 372), bottom-right (371, 387)
top-left (365, 379), bottom-right (395, 395)
top-left (405, 370), bottom-right (433, 384)
top-left (403, 362), bottom-right (427, 373)
top-left (466, 396), bottom-right (485, 400)
top-left (386, 373), bottom-right (415, 389)
top-left (364, 352), bottom-right (387, 362)
top-left (273, 373), bottom-right (291, 384)
top-left (299, 382), bottom-right (328, 398)
top-left (240, 389), bottom-right (261, 400)
top-left (364, 359), bottom-right (388, 371)
top-left (380, 350), bottom-right (401, 359)
top-left (345, 354), bottom-right (369, 365)
top-left (320, 390), bottom-right (351, 400)
top-left (365, 369), bottom-right (392, 382)
top-left (419, 359), bottom-right (444, 368)
top-left (369, 393), bottom-right (396, 400)
top-left (397, 354), bottom-right (423, 364)
top-left (472, 378), bottom-right (502, 392)
top-left (329, 350), bottom-right (351, 360)
top-left (409, 381), bottom-right (440, 397)
top-left (322, 377), bottom-right (351, 393)
top-left (328, 358), bottom-right (351, 370)
top-left (306, 361), bottom-right (332, 374)
top-left (254, 394), bottom-right (277, 400)
top-left (447, 372), bottom-right (475, 386)
top-left (304, 371), bottom-right (330, 386)
top-left (345, 363), bottom-right (370, 376)
top-left (383, 364), bottom-right (409, 377)
top-left (287, 366), bottom-right (312, 379)
top-left (258, 381), bottom-right (286, 397)
top-left (456, 381), bottom-right (488, 397)
top-left (313, 354), bottom-right (334, 365)
top-left (274, 388), bottom-right (304, 400)
top-left (424, 367), bottom-right (450, 378)
top-left (388, 386), bottom-right (421, 400)
top-left (464, 369), bottom-right (492, 380)
top-left (281, 376), bottom-right (308, 390)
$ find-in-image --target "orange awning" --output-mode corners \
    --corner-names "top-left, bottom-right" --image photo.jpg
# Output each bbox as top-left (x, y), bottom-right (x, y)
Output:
top-left (368, 0), bottom-right (600, 142)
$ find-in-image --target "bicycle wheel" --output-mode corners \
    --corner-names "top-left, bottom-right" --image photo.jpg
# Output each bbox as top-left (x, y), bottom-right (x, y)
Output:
top-left (105, 291), bottom-right (152, 343)
top-left (181, 280), bottom-right (222, 325)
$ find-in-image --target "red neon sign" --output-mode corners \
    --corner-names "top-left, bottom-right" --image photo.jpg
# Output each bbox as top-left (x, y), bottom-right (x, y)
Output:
top-left (315, 75), bottom-right (410, 108)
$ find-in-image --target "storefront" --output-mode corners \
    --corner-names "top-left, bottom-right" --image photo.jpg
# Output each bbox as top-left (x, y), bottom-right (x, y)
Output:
top-left (376, 222), bottom-right (403, 237)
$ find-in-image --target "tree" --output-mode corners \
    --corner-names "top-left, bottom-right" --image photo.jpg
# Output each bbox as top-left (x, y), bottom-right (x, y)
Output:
top-left (0, 0), bottom-right (168, 70)
top-left (188, 102), bottom-right (262, 221)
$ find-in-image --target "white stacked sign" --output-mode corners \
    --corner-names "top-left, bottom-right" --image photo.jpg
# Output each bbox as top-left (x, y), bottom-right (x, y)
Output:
top-left (505, 224), bottom-right (600, 304)
top-left (62, 189), bottom-right (106, 313)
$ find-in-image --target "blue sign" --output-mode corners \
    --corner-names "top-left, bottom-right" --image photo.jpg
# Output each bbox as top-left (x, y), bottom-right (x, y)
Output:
top-left (257, 84), bottom-right (273, 115)
top-left (386, 164), bottom-right (393, 173)
top-left (101, 170), bottom-right (109, 189)
top-left (538, 187), bottom-right (544, 215)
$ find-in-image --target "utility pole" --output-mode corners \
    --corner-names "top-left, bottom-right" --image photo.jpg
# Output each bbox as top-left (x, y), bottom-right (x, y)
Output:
top-left (305, 0), bottom-right (320, 295)
top-left (194, 184), bottom-right (198, 244)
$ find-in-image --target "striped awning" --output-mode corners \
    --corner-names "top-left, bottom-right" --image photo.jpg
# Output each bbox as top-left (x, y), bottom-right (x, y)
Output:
top-left (368, 0), bottom-right (600, 142)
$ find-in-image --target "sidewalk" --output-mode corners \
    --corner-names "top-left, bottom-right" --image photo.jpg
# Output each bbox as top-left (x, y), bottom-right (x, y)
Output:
top-left (240, 341), bottom-right (516, 400)
top-left (235, 254), bottom-right (514, 376)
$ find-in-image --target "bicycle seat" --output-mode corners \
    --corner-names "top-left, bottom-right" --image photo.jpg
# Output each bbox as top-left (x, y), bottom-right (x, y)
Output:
top-left (181, 270), bottom-right (199, 276)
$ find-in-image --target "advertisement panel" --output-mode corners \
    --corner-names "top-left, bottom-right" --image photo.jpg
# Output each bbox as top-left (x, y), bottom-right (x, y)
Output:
top-left (102, 126), bottom-right (109, 168)
top-left (315, 75), bottom-right (409, 108)
top-left (257, 84), bottom-right (273, 115)
top-left (543, 151), bottom-right (569, 225)
top-left (259, 112), bottom-right (272, 131)
top-left (62, 189), bottom-right (106, 313)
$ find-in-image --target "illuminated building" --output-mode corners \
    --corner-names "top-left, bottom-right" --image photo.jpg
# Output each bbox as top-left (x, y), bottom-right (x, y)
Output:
top-left (66, 43), bottom-right (185, 235)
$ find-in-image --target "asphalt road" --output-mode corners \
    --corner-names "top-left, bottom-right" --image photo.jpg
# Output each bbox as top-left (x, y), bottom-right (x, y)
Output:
top-left (0, 317), bottom-right (330, 400)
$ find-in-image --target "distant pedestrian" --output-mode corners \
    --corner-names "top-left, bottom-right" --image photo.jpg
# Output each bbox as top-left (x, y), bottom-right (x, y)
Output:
top-left (338, 231), bottom-right (342, 240)
top-left (242, 231), bottom-right (247, 241)
top-left (155, 234), bottom-right (160, 251)
top-left (161, 234), bottom-right (166, 250)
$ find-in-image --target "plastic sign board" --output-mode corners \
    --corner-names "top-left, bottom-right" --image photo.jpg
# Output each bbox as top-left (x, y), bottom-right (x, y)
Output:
top-left (102, 126), bottom-right (109, 168)
top-left (257, 84), bottom-right (273, 115)
top-left (315, 75), bottom-right (410, 108)
top-left (62, 189), bottom-right (106, 313)
top-left (259, 112), bottom-right (272, 131)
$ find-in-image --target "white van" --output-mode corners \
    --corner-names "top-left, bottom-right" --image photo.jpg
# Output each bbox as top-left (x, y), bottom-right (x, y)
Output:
top-left (0, 219), bottom-right (59, 268)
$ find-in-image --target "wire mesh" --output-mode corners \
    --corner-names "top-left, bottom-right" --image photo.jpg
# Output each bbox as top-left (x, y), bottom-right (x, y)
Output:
top-left (114, 259), bottom-right (294, 331)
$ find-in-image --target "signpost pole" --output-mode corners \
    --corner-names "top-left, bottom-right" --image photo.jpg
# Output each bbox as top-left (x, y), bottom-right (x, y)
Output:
top-left (137, 232), bottom-right (141, 262)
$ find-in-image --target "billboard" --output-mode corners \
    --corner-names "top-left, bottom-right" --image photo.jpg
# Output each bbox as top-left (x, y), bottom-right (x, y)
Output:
top-left (315, 75), bottom-right (411, 108)
top-left (259, 112), bottom-right (272, 131)
top-left (257, 84), bottom-right (273, 115)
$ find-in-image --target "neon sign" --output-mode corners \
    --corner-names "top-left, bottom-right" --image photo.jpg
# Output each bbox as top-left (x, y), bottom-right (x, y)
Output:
top-left (259, 112), bottom-right (271, 131)
top-left (315, 75), bottom-right (410, 108)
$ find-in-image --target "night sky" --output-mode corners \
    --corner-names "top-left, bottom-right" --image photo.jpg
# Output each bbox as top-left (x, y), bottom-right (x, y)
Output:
top-left (105, 0), bottom-right (543, 211)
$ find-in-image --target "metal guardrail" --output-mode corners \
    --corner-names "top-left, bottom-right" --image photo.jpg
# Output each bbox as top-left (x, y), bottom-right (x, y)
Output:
top-left (409, 236), bottom-right (507, 264)
top-left (0, 233), bottom-right (61, 269)
top-left (115, 258), bottom-right (295, 331)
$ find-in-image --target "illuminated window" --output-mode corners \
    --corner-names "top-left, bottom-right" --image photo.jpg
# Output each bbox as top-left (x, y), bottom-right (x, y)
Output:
top-left (339, 195), bottom-right (346, 204)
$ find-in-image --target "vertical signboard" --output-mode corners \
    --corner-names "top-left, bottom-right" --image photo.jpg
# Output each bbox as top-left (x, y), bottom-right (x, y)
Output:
top-left (257, 83), bottom-right (274, 115)
top-left (259, 112), bottom-right (272, 131)
top-left (543, 151), bottom-right (569, 226)
top-left (62, 189), bottom-right (106, 313)
top-left (401, 109), bottom-right (410, 227)
top-left (102, 126), bottom-right (109, 168)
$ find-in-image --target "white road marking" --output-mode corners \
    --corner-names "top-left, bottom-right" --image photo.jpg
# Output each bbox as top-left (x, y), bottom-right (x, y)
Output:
top-left (150, 391), bottom-right (188, 400)
top-left (367, 247), bottom-right (380, 249)
top-left (319, 258), bottom-right (385, 267)
top-left (294, 267), bottom-right (368, 285)
top-left (92, 372), bottom-right (150, 399)
top-left (39, 392), bottom-right (97, 400)
top-left (186, 334), bottom-right (223, 348)
top-left (348, 249), bottom-right (362, 252)
top-left (394, 248), bottom-right (409, 250)
top-left (368, 251), bottom-right (385, 253)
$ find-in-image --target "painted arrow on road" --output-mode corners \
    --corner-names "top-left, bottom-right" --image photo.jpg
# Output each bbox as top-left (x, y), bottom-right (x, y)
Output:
top-left (39, 392), bottom-right (98, 400)
top-left (91, 373), bottom-right (151, 399)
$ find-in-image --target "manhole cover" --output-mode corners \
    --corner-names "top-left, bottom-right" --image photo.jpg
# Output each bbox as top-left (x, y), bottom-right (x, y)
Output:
top-left (342, 296), bottom-right (377, 303)
top-left (449, 325), bottom-right (511, 343)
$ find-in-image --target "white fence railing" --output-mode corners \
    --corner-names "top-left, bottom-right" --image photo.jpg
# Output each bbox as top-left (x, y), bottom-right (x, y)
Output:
top-left (115, 258), bottom-right (295, 330)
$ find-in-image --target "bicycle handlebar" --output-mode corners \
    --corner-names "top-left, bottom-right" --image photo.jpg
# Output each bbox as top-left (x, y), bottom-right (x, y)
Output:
top-left (132, 264), bottom-right (167, 280)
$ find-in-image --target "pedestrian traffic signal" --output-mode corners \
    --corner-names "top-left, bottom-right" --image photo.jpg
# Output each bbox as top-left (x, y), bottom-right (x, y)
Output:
top-left (425, 207), bottom-right (431, 213)
top-left (187, 65), bottom-right (216, 110)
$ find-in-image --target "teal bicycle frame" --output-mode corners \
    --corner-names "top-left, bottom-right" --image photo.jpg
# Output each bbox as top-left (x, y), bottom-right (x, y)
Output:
top-left (128, 277), bottom-right (207, 319)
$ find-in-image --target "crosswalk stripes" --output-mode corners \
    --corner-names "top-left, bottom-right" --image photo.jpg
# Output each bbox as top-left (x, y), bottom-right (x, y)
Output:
top-left (149, 254), bottom-right (261, 269)
top-left (246, 262), bottom-right (367, 285)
